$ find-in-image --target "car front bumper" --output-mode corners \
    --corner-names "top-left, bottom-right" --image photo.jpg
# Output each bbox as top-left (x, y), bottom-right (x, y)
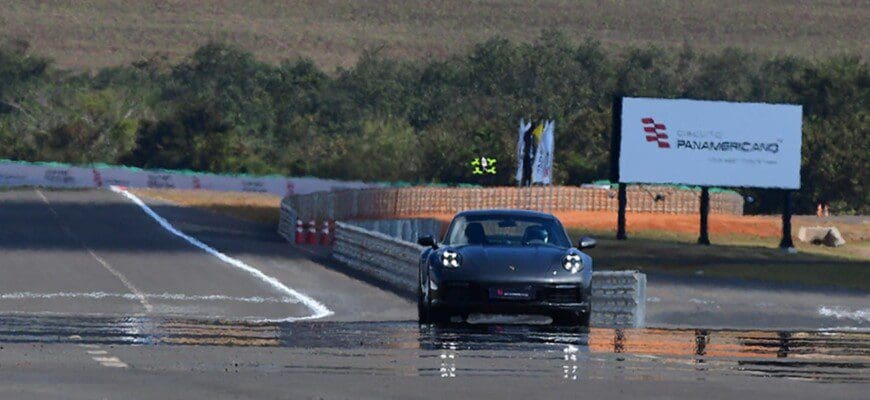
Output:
top-left (430, 281), bottom-right (591, 315)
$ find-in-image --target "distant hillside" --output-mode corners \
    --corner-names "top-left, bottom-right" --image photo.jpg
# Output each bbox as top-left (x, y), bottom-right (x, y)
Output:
top-left (1, 0), bottom-right (866, 70)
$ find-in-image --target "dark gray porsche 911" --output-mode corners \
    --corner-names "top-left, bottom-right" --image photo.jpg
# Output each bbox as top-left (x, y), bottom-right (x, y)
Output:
top-left (416, 209), bottom-right (596, 326)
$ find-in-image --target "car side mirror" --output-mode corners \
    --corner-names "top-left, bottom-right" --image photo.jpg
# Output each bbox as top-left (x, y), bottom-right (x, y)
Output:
top-left (578, 236), bottom-right (596, 250)
top-left (418, 235), bottom-right (438, 248)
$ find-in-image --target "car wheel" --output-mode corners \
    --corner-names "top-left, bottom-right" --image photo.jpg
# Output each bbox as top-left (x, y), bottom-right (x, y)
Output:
top-left (418, 266), bottom-right (451, 325)
top-left (429, 307), bottom-right (451, 324)
top-left (578, 309), bottom-right (591, 327)
top-left (417, 270), bottom-right (431, 324)
top-left (418, 294), bottom-right (432, 325)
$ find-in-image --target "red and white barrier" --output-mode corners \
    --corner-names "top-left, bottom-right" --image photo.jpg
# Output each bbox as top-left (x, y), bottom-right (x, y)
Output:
top-left (0, 160), bottom-right (380, 197)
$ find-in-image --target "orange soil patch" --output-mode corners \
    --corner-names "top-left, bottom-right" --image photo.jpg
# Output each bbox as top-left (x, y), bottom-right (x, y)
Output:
top-left (131, 188), bottom-right (281, 224)
top-left (399, 211), bottom-right (782, 238)
top-left (557, 211), bottom-right (781, 237)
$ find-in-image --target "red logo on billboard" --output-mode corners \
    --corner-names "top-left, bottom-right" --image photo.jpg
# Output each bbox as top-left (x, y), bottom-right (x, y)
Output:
top-left (641, 118), bottom-right (670, 148)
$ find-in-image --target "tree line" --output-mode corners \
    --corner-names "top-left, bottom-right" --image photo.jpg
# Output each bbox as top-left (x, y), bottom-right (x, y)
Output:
top-left (0, 32), bottom-right (866, 214)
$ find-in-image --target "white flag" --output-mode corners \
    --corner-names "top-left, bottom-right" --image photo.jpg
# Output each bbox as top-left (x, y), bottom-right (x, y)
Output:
top-left (544, 120), bottom-right (554, 183)
top-left (532, 120), bottom-right (555, 184)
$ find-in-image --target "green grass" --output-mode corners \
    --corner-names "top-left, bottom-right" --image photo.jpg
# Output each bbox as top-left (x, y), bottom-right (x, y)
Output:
top-left (1, 0), bottom-right (866, 70)
top-left (570, 228), bottom-right (870, 291)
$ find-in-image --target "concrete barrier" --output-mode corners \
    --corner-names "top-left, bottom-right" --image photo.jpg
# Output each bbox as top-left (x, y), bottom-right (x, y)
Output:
top-left (590, 271), bottom-right (646, 328)
top-left (798, 226), bottom-right (846, 247)
top-left (332, 221), bottom-right (646, 328)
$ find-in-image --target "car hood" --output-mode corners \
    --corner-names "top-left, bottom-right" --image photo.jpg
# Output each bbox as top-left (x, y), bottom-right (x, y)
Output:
top-left (455, 245), bottom-right (566, 275)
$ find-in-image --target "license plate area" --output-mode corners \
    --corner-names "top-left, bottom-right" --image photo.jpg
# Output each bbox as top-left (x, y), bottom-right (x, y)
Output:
top-left (488, 286), bottom-right (535, 300)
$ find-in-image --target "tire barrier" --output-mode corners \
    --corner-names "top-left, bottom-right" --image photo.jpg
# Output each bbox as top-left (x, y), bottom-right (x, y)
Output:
top-left (283, 185), bottom-right (743, 222)
top-left (331, 222), bottom-right (646, 328)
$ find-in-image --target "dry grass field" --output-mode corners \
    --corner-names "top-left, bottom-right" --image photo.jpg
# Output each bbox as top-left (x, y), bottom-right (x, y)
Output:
top-left (2, 0), bottom-right (867, 70)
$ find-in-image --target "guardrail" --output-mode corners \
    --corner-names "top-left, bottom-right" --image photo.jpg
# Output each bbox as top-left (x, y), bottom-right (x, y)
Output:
top-left (332, 222), bottom-right (646, 328)
top-left (347, 219), bottom-right (443, 243)
top-left (333, 222), bottom-right (424, 293)
top-left (277, 202), bottom-right (298, 243)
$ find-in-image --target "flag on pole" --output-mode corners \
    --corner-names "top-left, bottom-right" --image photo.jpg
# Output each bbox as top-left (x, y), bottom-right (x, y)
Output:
top-left (532, 120), bottom-right (555, 184)
top-left (516, 119), bottom-right (532, 184)
top-left (544, 120), bottom-right (554, 183)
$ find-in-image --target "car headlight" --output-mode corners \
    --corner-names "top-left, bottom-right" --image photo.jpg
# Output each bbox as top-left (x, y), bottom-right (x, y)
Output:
top-left (562, 254), bottom-right (583, 273)
top-left (441, 250), bottom-right (461, 268)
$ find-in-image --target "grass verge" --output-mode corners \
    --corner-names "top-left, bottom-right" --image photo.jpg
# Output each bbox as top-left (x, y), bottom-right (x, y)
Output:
top-left (568, 228), bottom-right (869, 291)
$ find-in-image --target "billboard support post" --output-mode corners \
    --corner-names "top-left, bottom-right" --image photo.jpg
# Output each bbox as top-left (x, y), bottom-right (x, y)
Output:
top-left (698, 187), bottom-right (711, 245)
top-left (610, 96), bottom-right (626, 240)
top-left (617, 183), bottom-right (627, 240)
top-left (779, 190), bottom-right (794, 249)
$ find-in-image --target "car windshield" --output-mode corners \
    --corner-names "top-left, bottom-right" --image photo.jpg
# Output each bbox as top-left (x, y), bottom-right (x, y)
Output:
top-left (443, 214), bottom-right (571, 247)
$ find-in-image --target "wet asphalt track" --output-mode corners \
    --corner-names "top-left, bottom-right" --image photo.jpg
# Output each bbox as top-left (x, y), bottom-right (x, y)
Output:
top-left (0, 188), bottom-right (867, 399)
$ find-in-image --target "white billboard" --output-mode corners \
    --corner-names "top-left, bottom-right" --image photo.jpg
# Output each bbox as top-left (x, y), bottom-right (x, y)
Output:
top-left (618, 97), bottom-right (802, 189)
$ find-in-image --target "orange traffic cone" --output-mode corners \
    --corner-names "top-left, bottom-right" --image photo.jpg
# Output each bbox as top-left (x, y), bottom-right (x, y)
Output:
top-left (306, 220), bottom-right (317, 245)
top-left (295, 219), bottom-right (305, 244)
top-left (320, 220), bottom-right (332, 245)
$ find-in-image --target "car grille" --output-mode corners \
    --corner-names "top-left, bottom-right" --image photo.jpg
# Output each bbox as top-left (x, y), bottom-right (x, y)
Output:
top-left (442, 283), bottom-right (486, 302)
top-left (543, 287), bottom-right (582, 304)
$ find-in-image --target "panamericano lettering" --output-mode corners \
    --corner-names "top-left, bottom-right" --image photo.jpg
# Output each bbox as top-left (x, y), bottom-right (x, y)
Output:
top-left (676, 140), bottom-right (779, 153)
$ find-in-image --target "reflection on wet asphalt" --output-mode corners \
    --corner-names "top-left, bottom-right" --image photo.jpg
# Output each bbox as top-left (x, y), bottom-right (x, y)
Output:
top-left (0, 315), bottom-right (867, 383)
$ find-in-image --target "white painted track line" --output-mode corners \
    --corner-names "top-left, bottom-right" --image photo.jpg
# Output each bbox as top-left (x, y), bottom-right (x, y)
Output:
top-left (36, 189), bottom-right (154, 313)
top-left (109, 186), bottom-right (333, 322)
top-left (92, 356), bottom-right (128, 368)
top-left (77, 343), bottom-right (129, 369)
top-left (0, 291), bottom-right (300, 303)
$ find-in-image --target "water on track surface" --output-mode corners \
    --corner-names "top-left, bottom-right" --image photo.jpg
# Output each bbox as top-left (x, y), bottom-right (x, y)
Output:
top-left (0, 314), bottom-right (866, 383)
